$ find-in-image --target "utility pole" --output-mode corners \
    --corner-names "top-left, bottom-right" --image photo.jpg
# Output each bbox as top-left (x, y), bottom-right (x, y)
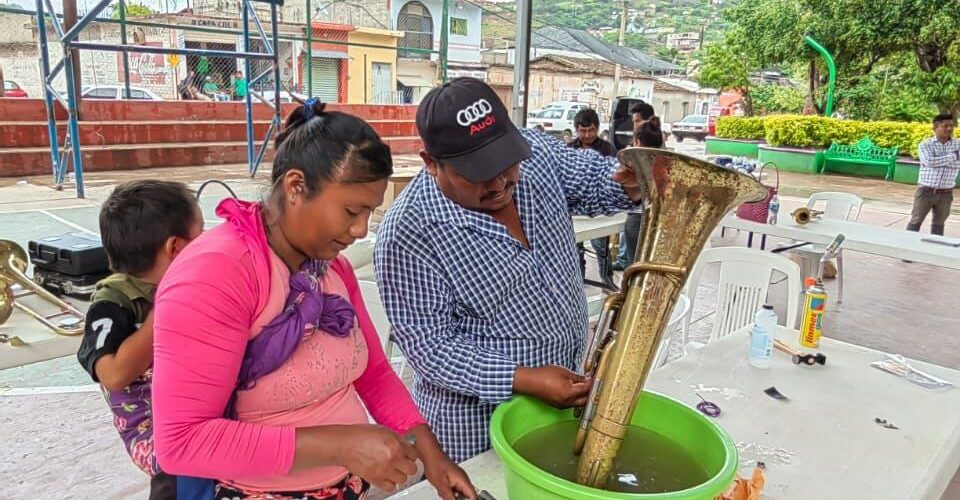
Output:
top-left (612, 0), bottom-right (627, 102)
top-left (306, 0), bottom-right (312, 97)
top-left (63, 0), bottom-right (82, 118)
top-left (512, 0), bottom-right (532, 126)
top-left (439, 0), bottom-right (449, 83)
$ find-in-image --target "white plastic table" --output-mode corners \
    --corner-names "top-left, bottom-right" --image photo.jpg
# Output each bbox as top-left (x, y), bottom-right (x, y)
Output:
top-left (391, 326), bottom-right (960, 500)
top-left (572, 214), bottom-right (627, 243)
top-left (721, 213), bottom-right (960, 270)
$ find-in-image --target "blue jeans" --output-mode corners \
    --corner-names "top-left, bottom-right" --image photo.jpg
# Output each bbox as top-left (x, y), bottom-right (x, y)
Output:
top-left (616, 212), bottom-right (645, 267)
top-left (578, 237), bottom-right (612, 281)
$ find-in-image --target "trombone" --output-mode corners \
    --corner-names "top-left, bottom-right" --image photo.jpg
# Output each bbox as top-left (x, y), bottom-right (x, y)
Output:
top-left (0, 240), bottom-right (85, 336)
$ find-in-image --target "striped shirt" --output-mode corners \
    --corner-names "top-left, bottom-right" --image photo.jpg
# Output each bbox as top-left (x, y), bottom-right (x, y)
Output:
top-left (918, 137), bottom-right (960, 190)
top-left (373, 129), bottom-right (635, 462)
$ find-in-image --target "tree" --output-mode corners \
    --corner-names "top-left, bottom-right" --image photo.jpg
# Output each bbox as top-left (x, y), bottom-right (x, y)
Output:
top-left (751, 84), bottom-right (806, 115)
top-left (698, 37), bottom-right (756, 115)
top-left (705, 0), bottom-right (960, 118)
top-left (112, 2), bottom-right (154, 19)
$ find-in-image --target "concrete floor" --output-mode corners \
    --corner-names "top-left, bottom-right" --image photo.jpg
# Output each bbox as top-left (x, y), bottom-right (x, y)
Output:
top-left (1, 139), bottom-right (958, 498)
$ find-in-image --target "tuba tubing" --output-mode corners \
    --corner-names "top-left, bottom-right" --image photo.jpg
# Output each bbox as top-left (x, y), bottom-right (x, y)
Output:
top-left (574, 148), bottom-right (768, 487)
top-left (0, 240), bottom-right (85, 336)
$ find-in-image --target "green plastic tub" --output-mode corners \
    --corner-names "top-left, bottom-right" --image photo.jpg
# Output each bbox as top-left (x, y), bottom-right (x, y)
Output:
top-left (490, 392), bottom-right (738, 500)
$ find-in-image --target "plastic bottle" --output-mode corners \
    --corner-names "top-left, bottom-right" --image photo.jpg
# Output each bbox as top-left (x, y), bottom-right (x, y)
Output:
top-left (749, 304), bottom-right (778, 368)
top-left (767, 195), bottom-right (780, 225)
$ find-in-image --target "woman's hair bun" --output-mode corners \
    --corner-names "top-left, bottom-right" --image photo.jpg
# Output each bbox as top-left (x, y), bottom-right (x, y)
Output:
top-left (303, 98), bottom-right (327, 122)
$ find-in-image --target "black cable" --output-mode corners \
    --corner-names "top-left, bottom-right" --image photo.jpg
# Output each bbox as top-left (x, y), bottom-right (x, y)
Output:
top-left (195, 179), bottom-right (239, 200)
top-left (771, 241), bottom-right (811, 254)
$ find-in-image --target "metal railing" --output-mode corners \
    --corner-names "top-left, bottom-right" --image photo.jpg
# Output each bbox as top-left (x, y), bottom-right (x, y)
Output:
top-left (0, 2), bottom-right (447, 198)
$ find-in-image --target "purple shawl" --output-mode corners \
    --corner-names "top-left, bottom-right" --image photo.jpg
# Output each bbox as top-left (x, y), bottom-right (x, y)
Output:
top-left (224, 258), bottom-right (356, 418)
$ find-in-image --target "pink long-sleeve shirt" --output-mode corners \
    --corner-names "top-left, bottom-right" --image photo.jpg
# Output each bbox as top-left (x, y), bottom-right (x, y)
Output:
top-left (152, 198), bottom-right (426, 492)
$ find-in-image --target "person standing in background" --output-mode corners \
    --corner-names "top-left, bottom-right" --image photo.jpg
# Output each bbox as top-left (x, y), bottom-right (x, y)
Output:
top-left (230, 71), bottom-right (247, 101)
top-left (568, 108), bottom-right (618, 289)
top-left (906, 113), bottom-right (959, 236)
top-left (615, 101), bottom-right (658, 270)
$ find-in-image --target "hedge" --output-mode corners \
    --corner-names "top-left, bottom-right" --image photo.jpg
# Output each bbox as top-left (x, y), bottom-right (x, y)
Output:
top-left (715, 116), bottom-right (766, 140)
top-left (716, 115), bottom-right (931, 158)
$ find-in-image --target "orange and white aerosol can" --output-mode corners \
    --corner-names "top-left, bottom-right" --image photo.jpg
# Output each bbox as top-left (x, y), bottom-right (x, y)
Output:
top-left (799, 277), bottom-right (827, 348)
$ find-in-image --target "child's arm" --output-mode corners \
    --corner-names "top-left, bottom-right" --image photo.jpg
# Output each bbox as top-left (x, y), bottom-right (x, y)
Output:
top-left (77, 303), bottom-right (154, 391)
top-left (94, 311), bottom-right (154, 391)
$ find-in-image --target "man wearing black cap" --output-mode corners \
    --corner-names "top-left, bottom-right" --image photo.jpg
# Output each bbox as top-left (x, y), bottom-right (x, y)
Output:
top-left (374, 78), bottom-right (643, 462)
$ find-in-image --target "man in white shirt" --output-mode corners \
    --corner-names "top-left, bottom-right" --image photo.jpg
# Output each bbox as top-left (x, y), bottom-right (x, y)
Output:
top-left (907, 113), bottom-right (959, 236)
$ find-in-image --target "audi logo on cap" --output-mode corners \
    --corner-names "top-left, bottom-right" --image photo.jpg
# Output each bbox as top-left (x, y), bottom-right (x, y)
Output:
top-left (456, 99), bottom-right (493, 127)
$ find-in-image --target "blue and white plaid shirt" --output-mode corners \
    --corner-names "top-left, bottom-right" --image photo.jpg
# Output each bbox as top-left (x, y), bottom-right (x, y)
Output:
top-left (918, 136), bottom-right (960, 190)
top-left (374, 130), bottom-right (636, 462)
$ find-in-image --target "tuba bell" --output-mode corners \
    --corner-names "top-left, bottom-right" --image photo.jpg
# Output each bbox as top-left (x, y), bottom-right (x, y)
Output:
top-left (573, 148), bottom-right (767, 487)
top-left (0, 240), bottom-right (85, 336)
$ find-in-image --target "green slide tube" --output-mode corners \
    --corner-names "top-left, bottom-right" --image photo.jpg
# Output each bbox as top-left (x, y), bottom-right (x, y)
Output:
top-left (804, 35), bottom-right (837, 117)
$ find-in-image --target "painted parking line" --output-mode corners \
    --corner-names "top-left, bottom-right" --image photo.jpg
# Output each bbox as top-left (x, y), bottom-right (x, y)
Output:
top-left (39, 210), bottom-right (98, 235)
top-left (0, 204), bottom-right (94, 215)
top-left (0, 384), bottom-right (101, 396)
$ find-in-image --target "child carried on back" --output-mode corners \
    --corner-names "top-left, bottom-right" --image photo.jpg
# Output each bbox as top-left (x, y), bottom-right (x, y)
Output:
top-left (76, 180), bottom-right (202, 499)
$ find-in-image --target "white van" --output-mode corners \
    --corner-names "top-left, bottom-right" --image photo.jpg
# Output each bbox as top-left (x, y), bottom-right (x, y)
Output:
top-left (527, 101), bottom-right (608, 143)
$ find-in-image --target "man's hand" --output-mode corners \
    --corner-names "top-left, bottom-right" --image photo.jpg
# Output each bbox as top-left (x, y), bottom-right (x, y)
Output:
top-left (613, 164), bottom-right (645, 203)
top-left (513, 365), bottom-right (592, 408)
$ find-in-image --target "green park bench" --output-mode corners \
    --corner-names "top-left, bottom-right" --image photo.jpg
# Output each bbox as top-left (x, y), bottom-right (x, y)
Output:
top-left (817, 136), bottom-right (899, 181)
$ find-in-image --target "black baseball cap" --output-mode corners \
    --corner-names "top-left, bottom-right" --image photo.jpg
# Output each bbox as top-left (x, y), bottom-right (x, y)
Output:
top-left (416, 77), bottom-right (532, 183)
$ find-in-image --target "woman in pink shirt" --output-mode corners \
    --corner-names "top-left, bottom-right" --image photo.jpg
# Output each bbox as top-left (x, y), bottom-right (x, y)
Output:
top-left (152, 100), bottom-right (475, 500)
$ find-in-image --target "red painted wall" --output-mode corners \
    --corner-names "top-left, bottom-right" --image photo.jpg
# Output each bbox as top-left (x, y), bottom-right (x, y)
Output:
top-left (0, 98), bottom-right (421, 177)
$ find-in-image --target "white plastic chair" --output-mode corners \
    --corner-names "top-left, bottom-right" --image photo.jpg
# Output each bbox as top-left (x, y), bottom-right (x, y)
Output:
top-left (651, 294), bottom-right (692, 369)
top-left (358, 280), bottom-right (407, 377)
top-left (786, 192), bottom-right (863, 303)
top-left (682, 247), bottom-right (802, 349)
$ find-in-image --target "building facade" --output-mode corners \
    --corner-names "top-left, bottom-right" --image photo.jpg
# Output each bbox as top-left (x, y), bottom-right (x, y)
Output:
top-left (391, 0), bottom-right (484, 103)
top-left (487, 55), bottom-right (657, 118)
top-left (346, 26), bottom-right (402, 104)
top-left (392, 0), bottom-right (481, 64)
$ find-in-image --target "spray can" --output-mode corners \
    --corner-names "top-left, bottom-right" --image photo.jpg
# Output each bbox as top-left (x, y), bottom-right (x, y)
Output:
top-left (799, 277), bottom-right (827, 348)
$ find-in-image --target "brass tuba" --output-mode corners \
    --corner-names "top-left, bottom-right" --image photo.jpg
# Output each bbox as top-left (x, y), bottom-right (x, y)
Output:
top-left (574, 148), bottom-right (767, 487)
top-left (0, 240), bottom-right (85, 336)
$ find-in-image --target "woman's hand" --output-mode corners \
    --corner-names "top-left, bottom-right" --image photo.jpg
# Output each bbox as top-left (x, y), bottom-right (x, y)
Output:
top-left (408, 425), bottom-right (477, 500)
top-left (300, 424), bottom-right (419, 492)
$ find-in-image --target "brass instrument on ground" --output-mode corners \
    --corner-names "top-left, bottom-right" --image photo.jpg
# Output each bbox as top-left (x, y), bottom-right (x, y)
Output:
top-left (0, 240), bottom-right (85, 336)
top-left (792, 207), bottom-right (823, 225)
top-left (574, 148), bottom-right (767, 487)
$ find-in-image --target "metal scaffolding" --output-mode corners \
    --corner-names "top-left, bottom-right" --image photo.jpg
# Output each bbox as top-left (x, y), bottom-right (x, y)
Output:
top-left (33, 0), bottom-right (284, 198)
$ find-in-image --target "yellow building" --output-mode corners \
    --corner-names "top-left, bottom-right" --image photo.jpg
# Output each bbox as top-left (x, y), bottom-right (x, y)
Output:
top-left (346, 27), bottom-right (403, 104)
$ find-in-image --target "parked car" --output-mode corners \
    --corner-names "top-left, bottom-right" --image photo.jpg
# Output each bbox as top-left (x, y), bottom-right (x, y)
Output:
top-left (3, 80), bottom-right (28, 98)
top-left (671, 114), bottom-right (709, 142)
top-left (81, 85), bottom-right (163, 101)
top-left (528, 101), bottom-right (609, 143)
